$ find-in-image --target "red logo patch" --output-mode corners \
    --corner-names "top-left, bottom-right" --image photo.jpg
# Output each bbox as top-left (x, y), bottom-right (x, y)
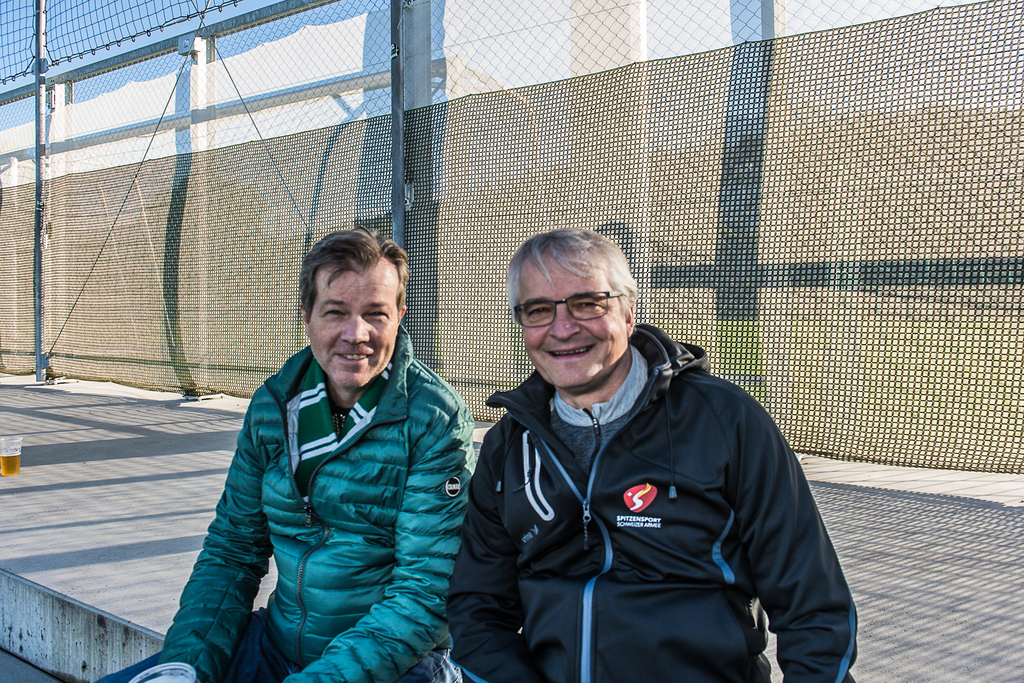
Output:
top-left (623, 484), bottom-right (657, 512)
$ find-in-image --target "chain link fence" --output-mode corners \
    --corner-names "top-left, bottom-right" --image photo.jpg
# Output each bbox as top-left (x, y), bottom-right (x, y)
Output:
top-left (0, 0), bottom-right (1021, 472)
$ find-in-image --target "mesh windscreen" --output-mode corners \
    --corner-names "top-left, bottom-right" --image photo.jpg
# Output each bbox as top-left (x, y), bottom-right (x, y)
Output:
top-left (42, 119), bottom-right (392, 395)
top-left (0, 180), bottom-right (35, 375)
top-left (1, 0), bottom-right (1021, 472)
top-left (406, 2), bottom-right (1024, 472)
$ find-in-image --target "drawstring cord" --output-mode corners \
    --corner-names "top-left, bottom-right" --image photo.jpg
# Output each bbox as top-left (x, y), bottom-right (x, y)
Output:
top-left (667, 395), bottom-right (678, 501)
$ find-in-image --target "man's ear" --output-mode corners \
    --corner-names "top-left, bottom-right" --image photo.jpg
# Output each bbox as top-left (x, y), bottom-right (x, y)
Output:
top-left (398, 306), bottom-right (407, 324)
top-left (625, 299), bottom-right (637, 336)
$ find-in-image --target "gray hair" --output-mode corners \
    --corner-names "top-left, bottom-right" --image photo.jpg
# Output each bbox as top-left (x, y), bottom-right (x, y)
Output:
top-left (506, 229), bottom-right (639, 311)
top-left (299, 227), bottom-right (409, 315)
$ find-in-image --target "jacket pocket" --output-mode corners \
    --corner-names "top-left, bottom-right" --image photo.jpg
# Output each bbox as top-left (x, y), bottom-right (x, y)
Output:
top-left (592, 582), bottom-right (758, 683)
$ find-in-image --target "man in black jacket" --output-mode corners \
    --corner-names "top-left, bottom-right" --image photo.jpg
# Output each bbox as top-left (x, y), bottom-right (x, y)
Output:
top-left (447, 228), bottom-right (856, 683)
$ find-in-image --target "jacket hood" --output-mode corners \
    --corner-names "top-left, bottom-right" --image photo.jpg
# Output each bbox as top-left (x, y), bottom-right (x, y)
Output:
top-left (487, 323), bottom-right (709, 419)
top-left (630, 324), bottom-right (709, 405)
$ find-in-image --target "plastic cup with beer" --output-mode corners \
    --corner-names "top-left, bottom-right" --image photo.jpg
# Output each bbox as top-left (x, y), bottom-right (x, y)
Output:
top-left (127, 663), bottom-right (197, 683)
top-left (0, 436), bottom-right (22, 476)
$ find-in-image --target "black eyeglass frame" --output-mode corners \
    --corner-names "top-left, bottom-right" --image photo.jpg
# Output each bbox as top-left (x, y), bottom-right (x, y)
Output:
top-left (513, 291), bottom-right (624, 328)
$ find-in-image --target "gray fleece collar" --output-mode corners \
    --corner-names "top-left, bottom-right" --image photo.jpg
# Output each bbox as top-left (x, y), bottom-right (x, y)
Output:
top-left (552, 346), bottom-right (647, 426)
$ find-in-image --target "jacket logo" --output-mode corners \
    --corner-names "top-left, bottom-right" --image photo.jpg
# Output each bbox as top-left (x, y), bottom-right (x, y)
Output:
top-left (444, 477), bottom-right (461, 498)
top-left (624, 484), bottom-right (657, 512)
top-left (522, 524), bottom-right (539, 543)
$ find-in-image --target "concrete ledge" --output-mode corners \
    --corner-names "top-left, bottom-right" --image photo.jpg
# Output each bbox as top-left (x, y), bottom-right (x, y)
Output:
top-left (0, 569), bottom-right (163, 683)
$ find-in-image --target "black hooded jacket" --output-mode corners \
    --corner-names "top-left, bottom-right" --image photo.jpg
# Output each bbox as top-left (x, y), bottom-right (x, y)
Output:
top-left (447, 324), bottom-right (856, 683)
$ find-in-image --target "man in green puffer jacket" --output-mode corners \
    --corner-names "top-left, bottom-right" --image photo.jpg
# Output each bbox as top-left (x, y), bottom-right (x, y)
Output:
top-left (97, 228), bottom-right (475, 683)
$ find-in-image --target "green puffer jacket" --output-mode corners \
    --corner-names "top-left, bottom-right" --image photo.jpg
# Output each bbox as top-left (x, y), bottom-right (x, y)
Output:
top-left (160, 329), bottom-right (476, 683)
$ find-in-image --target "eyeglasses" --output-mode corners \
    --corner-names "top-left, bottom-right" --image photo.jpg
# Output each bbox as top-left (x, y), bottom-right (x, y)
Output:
top-left (513, 291), bottom-right (623, 327)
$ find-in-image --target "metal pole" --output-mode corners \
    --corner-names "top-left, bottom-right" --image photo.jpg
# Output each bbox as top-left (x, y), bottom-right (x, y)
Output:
top-left (34, 0), bottom-right (47, 382)
top-left (390, 0), bottom-right (405, 248)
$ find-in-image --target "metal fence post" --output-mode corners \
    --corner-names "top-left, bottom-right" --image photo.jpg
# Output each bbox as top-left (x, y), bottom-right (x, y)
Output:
top-left (390, 0), bottom-right (405, 249)
top-left (401, 0), bottom-right (439, 368)
top-left (34, 0), bottom-right (47, 382)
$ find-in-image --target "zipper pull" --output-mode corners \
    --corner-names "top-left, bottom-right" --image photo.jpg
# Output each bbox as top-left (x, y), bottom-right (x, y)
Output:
top-left (304, 503), bottom-right (314, 527)
top-left (582, 499), bottom-right (591, 550)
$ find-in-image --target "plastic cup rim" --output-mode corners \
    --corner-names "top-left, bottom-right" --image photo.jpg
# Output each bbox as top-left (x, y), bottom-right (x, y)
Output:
top-left (126, 662), bottom-right (197, 683)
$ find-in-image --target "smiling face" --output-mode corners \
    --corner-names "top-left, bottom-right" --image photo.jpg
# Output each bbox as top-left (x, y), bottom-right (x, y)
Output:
top-left (518, 259), bottom-right (635, 411)
top-left (302, 258), bottom-right (406, 409)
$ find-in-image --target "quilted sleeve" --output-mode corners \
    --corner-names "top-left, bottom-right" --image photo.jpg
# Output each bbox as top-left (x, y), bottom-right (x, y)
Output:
top-left (158, 398), bottom-right (274, 683)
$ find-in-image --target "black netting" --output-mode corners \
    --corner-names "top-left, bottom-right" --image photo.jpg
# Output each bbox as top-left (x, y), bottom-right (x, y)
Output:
top-left (405, 1), bottom-right (1024, 472)
top-left (0, 0), bottom-right (1020, 473)
top-left (40, 118), bottom-right (391, 395)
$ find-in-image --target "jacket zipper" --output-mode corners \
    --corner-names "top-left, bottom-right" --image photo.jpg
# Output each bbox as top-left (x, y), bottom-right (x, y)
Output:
top-left (294, 525), bottom-right (332, 664)
top-left (587, 411), bottom-right (602, 446)
top-left (582, 412), bottom-right (601, 550)
top-left (580, 523), bottom-right (612, 683)
top-left (538, 441), bottom-right (611, 683)
top-left (291, 415), bottom-right (404, 657)
top-left (272, 385), bottom-right (405, 663)
top-left (536, 373), bottom-right (659, 683)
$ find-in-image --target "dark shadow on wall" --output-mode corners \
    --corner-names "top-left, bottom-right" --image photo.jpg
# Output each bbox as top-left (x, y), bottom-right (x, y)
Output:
top-left (716, 41), bottom-right (773, 324)
top-left (162, 152), bottom-right (198, 395)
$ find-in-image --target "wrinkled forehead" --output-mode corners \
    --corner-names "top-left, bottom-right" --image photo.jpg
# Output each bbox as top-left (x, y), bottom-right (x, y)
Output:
top-left (520, 255), bottom-right (612, 299)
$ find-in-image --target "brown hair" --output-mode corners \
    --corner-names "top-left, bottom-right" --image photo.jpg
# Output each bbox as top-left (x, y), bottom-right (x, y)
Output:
top-left (299, 227), bottom-right (409, 315)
